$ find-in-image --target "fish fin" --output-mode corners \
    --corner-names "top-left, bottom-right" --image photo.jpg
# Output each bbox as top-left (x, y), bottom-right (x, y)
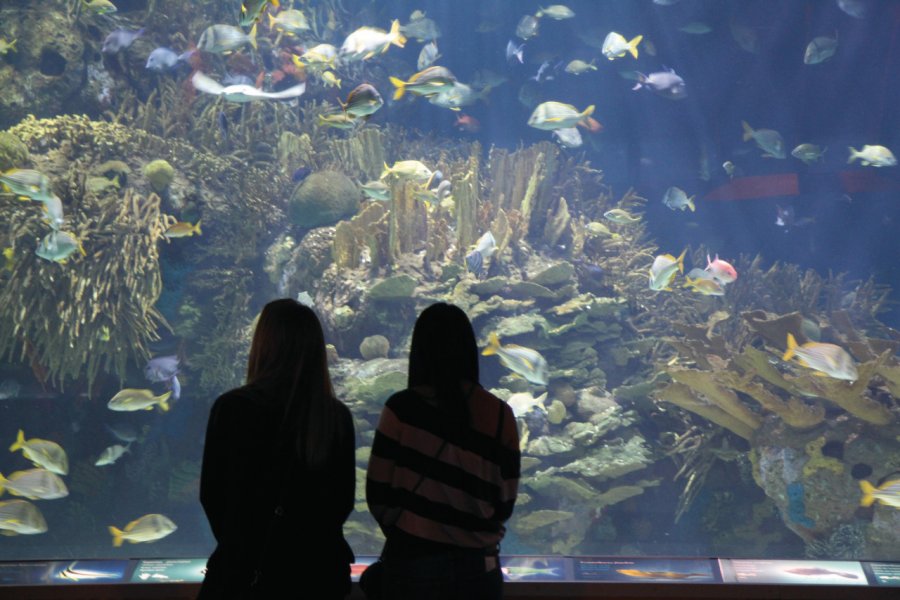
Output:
top-left (390, 19), bottom-right (407, 48)
top-left (109, 526), bottom-right (125, 547)
top-left (0, 473), bottom-right (6, 497)
top-left (380, 162), bottom-right (391, 180)
top-left (859, 480), bottom-right (877, 506)
top-left (741, 121), bottom-right (754, 142)
top-left (783, 333), bottom-right (797, 361)
top-left (248, 23), bottom-right (258, 50)
top-left (687, 196), bottom-right (695, 212)
top-left (675, 248), bottom-right (687, 273)
top-left (628, 35), bottom-right (643, 59)
top-left (157, 391), bottom-right (172, 412)
top-left (193, 220), bottom-right (202, 236)
top-left (482, 332), bottom-right (500, 356)
top-left (267, 12), bottom-right (276, 28)
top-left (847, 147), bottom-right (859, 164)
top-left (9, 430), bottom-right (24, 453)
top-left (389, 76), bottom-right (407, 100)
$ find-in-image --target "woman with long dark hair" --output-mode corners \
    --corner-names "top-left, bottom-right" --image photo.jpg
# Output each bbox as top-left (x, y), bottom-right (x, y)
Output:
top-left (199, 299), bottom-right (355, 599)
top-left (365, 303), bottom-right (520, 600)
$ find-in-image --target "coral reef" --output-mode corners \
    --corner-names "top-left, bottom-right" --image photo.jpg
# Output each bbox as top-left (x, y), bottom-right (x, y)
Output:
top-left (143, 159), bottom-right (175, 194)
top-left (288, 170), bottom-right (359, 228)
top-left (647, 254), bottom-right (899, 557)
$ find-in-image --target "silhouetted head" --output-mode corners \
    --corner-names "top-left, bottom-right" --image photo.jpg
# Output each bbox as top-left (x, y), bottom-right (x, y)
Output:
top-left (247, 299), bottom-right (331, 396)
top-left (246, 299), bottom-right (338, 466)
top-left (408, 303), bottom-right (479, 422)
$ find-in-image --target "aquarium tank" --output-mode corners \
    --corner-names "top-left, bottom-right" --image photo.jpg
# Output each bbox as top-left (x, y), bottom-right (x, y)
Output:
top-left (0, 0), bottom-right (898, 569)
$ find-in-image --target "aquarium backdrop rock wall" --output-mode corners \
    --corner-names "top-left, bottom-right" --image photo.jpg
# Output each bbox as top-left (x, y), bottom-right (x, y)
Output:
top-left (0, 0), bottom-right (899, 562)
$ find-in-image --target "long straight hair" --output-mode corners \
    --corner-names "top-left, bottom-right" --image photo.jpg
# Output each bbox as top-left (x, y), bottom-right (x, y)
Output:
top-left (407, 303), bottom-right (479, 428)
top-left (246, 299), bottom-right (340, 469)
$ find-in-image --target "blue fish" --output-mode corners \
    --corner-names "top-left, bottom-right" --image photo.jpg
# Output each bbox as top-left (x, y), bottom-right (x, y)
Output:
top-left (145, 47), bottom-right (193, 71)
top-left (291, 167), bottom-right (311, 182)
top-left (144, 355), bottom-right (181, 401)
top-left (102, 28), bottom-right (144, 54)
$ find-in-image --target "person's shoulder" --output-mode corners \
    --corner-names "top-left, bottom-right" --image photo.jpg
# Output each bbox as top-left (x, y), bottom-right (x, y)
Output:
top-left (211, 384), bottom-right (263, 413)
top-left (383, 388), bottom-right (417, 409)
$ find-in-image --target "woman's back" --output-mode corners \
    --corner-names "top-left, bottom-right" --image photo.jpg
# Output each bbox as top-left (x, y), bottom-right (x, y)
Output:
top-left (367, 385), bottom-right (519, 553)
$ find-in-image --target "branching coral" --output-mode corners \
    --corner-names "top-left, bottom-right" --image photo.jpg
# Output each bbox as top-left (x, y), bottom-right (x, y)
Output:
top-left (0, 188), bottom-right (170, 392)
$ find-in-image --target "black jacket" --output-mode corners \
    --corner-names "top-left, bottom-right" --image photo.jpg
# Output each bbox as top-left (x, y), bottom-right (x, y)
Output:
top-left (198, 383), bottom-right (355, 599)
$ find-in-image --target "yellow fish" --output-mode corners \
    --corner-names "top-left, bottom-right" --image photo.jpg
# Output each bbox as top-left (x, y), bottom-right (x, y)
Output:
top-left (859, 477), bottom-right (900, 508)
top-left (109, 514), bottom-right (177, 546)
top-left (783, 333), bottom-right (858, 381)
top-left (107, 389), bottom-right (172, 412)
top-left (82, 0), bottom-right (117, 15)
top-left (164, 220), bottom-right (202, 240)
top-left (9, 430), bottom-right (68, 476)
top-left (0, 469), bottom-right (69, 500)
top-left (0, 500), bottom-right (47, 535)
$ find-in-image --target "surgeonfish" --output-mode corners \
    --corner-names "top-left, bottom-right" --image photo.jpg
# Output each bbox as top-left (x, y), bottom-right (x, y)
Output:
top-left (101, 28), bottom-right (144, 54)
top-left (482, 332), bottom-right (550, 386)
top-left (109, 514), bottom-right (177, 547)
top-left (783, 333), bottom-right (858, 381)
top-left (9, 430), bottom-right (69, 476)
top-left (341, 84), bottom-right (384, 118)
top-left (631, 69), bottom-right (687, 100)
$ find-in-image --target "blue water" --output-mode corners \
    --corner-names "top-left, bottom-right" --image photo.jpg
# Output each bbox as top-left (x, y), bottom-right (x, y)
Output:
top-left (0, 0), bottom-right (898, 565)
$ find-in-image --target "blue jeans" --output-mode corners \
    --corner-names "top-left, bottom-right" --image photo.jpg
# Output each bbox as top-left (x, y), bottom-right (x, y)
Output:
top-left (381, 550), bottom-right (502, 600)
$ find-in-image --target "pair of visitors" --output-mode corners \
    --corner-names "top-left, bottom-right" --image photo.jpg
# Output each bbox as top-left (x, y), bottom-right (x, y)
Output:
top-left (198, 300), bottom-right (520, 600)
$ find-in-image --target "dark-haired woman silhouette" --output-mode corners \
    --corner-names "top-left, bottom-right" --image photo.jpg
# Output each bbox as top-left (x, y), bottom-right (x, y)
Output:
top-left (366, 302), bottom-right (520, 600)
top-left (199, 299), bottom-right (355, 599)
